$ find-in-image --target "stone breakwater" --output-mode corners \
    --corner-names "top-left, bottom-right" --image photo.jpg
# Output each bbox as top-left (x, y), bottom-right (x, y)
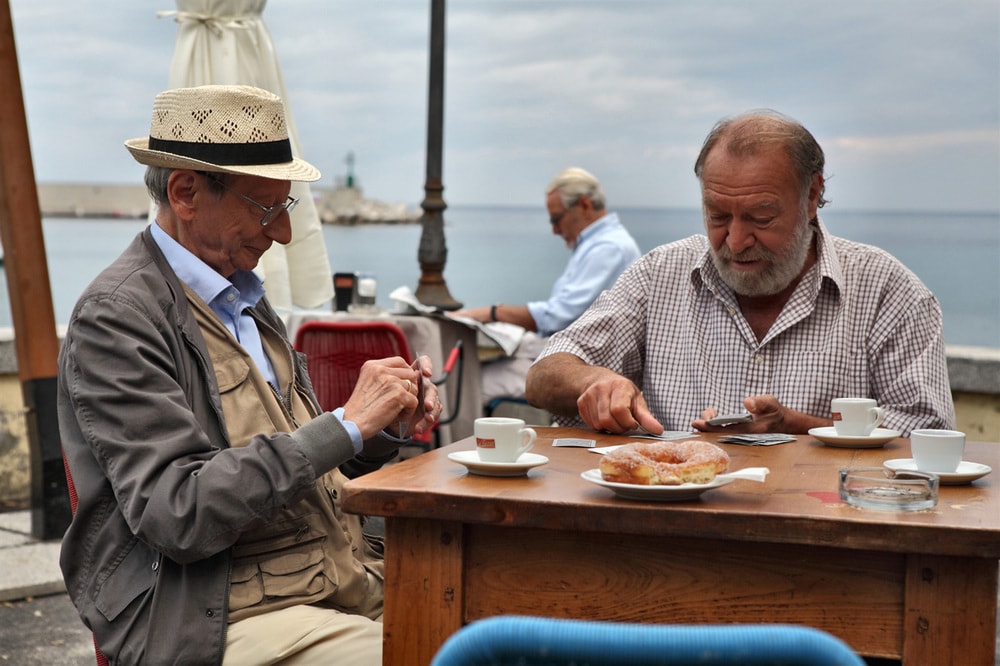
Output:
top-left (38, 183), bottom-right (151, 218)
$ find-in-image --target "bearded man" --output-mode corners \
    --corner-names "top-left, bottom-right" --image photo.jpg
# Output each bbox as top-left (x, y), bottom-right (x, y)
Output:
top-left (524, 110), bottom-right (954, 436)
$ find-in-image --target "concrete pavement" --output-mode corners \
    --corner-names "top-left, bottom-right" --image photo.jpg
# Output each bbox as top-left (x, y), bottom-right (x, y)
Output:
top-left (0, 509), bottom-right (93, 664)
top-left (0, 510), bottom-right (64, 602)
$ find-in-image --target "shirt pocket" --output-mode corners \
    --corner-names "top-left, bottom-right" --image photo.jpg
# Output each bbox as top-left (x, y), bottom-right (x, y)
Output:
top-left (228, 515), bottom-right (329, 615)
top-left (212, 350), bottom-right (250, 393)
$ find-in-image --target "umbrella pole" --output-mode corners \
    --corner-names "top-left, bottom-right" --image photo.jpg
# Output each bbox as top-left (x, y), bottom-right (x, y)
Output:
top-left (0, 0), bottom-right (70, 540)
top-left (415, 0), bottom-right (461, 310)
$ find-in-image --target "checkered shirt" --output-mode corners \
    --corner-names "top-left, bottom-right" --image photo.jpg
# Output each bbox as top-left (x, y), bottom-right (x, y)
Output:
top-left (538, 217), bottom-right (955, 436)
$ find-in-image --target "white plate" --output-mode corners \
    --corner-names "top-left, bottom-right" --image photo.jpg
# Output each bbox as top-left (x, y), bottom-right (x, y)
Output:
top-left (808, 426), bottom-right (901, 448)
top-left (580, 468), bottom-right (736, 501)
top-left (447, 450), bottom-right (549, 477)
top-left (883, 458), bottom-right (993, 485)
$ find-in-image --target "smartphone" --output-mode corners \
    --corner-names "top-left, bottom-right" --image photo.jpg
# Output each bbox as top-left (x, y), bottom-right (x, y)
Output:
top-left (706, 413), bottom-right (753, 426)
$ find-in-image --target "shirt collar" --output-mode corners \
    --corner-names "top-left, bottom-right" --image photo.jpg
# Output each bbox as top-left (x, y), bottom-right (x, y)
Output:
top-left (149, 222), bottom-right (266, 310)
top-left (575, 211), bottom-right (619, 248)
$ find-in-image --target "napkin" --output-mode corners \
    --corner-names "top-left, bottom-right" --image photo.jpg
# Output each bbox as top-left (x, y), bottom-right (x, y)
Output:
top-left (717, 467), bottom-right (770, 483)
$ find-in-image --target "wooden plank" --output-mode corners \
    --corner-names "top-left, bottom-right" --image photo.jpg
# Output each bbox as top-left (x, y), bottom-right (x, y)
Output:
top-left (464, 525), bottom-right (905, 659)
top-left (0, 0), bottom-right (68, 539)
top-left (902, 555), bottom-right (998, 665)
top-left (382, 518), bottom-right (464, 666)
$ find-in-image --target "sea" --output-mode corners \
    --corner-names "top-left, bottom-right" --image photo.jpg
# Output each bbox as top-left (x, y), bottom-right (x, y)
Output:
top-left (2, 206), bottom-right (998, 349)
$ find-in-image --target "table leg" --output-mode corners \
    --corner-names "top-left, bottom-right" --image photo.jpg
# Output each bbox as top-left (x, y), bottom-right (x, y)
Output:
top-left (382, 518), bottom-right (464, 666)
top-left (902, 554), bottom-right (998, 665)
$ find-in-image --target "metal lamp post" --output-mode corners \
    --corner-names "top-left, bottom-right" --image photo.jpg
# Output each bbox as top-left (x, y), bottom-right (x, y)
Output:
top-left (414, 0), bottom-right (461, 310)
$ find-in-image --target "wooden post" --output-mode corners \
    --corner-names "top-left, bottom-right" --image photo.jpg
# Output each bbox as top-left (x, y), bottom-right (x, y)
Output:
top-left (0, 0), bottom-right (70, 539)
top-left (415, 0), bottom-right (461, 310)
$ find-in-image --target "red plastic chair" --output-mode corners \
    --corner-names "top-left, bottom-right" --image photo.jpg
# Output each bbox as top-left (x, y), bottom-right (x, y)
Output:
top-left (294, 319), bottom-right (463, 447)
top-left (62, 453), bottom-right (110, 666)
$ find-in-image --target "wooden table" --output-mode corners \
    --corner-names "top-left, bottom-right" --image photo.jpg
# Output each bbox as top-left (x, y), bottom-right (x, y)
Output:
top-left (342, 427), bottom-right (1000, 665)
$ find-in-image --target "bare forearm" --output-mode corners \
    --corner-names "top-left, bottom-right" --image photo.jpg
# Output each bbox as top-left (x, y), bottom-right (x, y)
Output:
top-left (452, 304), bottom-right (538, 332)
top-left (525, 352), bottom-right (592, 417)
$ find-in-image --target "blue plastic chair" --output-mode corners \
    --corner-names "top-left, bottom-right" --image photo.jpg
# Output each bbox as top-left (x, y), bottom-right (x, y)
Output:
top-left (431, 615), bottom-right (866, 666)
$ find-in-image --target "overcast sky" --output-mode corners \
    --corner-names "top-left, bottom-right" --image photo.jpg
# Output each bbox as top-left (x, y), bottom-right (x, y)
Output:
top-left (9, 1), bottom-right (999, 212)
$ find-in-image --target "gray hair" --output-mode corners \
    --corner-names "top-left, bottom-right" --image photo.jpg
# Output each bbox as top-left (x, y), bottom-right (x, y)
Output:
top-left (143, 166), bottom-right (230, 206)
top-left (546, 167), bottom-right (606, 211)
top-left (693, 110), bottom-right (829, 209)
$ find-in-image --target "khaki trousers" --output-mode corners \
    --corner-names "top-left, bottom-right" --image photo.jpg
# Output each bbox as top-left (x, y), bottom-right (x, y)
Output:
top-left (223, 604), bottom-right (383, 666)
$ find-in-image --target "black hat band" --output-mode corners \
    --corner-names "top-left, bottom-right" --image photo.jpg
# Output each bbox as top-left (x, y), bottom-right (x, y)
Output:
top-left (147, 137), bottom-right (293, 166)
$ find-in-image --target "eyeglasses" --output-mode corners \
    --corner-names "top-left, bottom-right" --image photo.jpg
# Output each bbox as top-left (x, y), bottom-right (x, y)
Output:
top-left (209, 176), bottom-right (298, 227)
top-left (549, 201), bottom-right (578, 226)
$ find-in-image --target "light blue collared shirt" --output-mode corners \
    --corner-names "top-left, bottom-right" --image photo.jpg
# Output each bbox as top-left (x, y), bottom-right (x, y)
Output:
top-left (150, 222), bottom-right (277, 386)
top-left (149, 223), bottom-right (365, 451)
top-left (527, 212), bottom-right (642, 337)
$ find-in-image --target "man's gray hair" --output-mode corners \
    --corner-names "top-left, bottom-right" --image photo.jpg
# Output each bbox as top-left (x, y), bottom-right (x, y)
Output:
top-left (546, 167), bottom-right (606, 211)
top-left (143, 166), bottom-right (229, 206)
top-left (693, 109), bottom-right (829, 209)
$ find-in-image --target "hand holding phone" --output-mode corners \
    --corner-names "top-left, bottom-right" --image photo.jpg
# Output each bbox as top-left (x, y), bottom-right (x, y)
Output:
top-left (399, 357), bottom-right (427, 438)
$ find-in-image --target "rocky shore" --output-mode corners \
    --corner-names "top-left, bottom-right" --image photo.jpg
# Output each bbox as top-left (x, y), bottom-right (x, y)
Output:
top-left (316, 185), bottom-right (421, 225)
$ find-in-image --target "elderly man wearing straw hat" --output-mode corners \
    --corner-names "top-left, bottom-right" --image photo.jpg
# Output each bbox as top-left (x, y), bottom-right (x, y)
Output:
top-left (57, 85), bottom-right (440, 665)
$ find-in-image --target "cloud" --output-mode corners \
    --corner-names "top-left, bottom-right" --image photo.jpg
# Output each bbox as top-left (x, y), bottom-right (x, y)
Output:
top-left (832, 129), bottom-right (1000, 161)
top-left (8, 0), bottom-right (999, 211)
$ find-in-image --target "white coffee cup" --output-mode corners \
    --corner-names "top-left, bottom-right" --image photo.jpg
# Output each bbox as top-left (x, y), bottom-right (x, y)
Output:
top-left (831, 398), bottom-right (885, 437)
top-left (474, 417), bottom-right (536, 463)
top-left (910, 429), bottom-right (965, 473)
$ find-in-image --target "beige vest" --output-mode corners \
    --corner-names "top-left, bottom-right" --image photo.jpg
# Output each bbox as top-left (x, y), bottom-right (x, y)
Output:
top-left (185, 286), bottom-right (383, 623)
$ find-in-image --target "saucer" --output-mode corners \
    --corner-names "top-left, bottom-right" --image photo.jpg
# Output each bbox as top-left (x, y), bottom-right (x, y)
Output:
top-left (808, 426), bottom-right (901, 448)
top-left (883, 459), bottom-right (993, 485)
top-left (580, 469), bottom-right (736, 501)
top-left (447, 450), bottom-right (549, 477)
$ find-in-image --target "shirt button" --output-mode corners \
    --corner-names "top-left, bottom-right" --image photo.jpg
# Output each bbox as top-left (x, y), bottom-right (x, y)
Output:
top-left (226, 293), bottom-right (236, 303)
top-left (755, 354), bottom-right (765, 365)
top-left (151, 561), bottom-right (158, 571)
top-left (728, 307), bottom-right (737, 316)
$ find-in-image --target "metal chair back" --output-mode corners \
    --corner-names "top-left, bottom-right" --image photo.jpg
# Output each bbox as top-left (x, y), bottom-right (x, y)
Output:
top-left (295, 320), bottom-right (412, 411)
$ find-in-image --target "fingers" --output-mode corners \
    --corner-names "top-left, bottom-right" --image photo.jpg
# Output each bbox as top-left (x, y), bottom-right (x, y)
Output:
top-left (577, 376), bottom-right (652, 434)
top-left (345, 355), bottom-right (449, 439)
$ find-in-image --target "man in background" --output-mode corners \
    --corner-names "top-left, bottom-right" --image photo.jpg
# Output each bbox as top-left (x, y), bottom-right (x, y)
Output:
top-left (454, 167), bottom-right (641, 408)
top-left (526, 110), bottom-right (954, 436)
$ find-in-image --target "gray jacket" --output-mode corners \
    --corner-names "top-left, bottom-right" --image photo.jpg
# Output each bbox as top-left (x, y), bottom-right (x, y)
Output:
top-left (58, 228), bottom-right (375, 664)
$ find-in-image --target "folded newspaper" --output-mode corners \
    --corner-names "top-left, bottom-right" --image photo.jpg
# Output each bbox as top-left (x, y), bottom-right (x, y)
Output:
top-left (389, 286), bottom-right (526, 357)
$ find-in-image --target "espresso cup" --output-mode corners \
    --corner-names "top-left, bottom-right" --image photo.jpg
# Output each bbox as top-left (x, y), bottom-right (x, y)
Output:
top-left (910, 429), bottom-right (965, 473)
top-left (831, 398), bottom-right (885, 437)
top-left (474, 417), bottom-right (536, 463)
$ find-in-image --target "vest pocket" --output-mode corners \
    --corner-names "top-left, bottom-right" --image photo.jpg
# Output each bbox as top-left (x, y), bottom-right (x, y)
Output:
top-left (228, 515), bottom-right (329, 616)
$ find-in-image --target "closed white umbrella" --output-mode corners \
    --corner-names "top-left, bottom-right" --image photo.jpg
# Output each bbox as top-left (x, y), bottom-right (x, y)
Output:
top-left (158, 0), bottom-right (333, 311)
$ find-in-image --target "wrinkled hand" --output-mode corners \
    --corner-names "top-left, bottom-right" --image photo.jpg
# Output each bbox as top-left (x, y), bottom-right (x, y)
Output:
top-left (576, 370), bottom-right (664, 435)
top-left (692, 394), bottom-right (789, 433)
top-left (342, 356), bottom-right (442, 440)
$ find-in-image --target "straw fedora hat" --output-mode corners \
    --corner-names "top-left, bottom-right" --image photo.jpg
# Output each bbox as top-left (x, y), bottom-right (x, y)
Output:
top-left (125, 84), bottom-right (321, 182)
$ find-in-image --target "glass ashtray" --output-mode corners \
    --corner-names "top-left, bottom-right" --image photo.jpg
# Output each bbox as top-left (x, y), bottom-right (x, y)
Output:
top-left (839, 467), bottom-right (939, 511)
